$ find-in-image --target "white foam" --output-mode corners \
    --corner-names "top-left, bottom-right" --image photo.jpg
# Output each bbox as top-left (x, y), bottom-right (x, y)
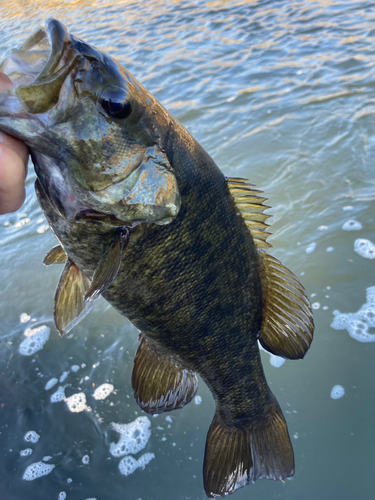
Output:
top-left (15, 218), bottom-right (31, 228)
top-left (59, 371), bottom-right (70, 383)
top-left (20, 448), bottom-right (33, 457)
top-left (20, 313), bottom-right (31, 323)
top-left (110, 416), bottom-right (151, 457)
top-left (354, 239), bottom-right (375, 259)
top-left (22, 461), bottom-right (55, 481)
top-left (312, 302), bottom-right (320, 310)
top-left (118, 452), bottom-right (155, 476)
top-left (19, 326), bottom-right (50, 356)
top-left (269, 354), bottom-right (286, 367)
top-left (305, 242), bottom-right (316, 254)
top-left (330, 385), bottom-right (345, 399)
top-left (71, 365), bottom-right (80, 372)
top-left (24, 431), bottom-right (40, 443)
top-left (326, 247), bottom-right (334, 252)
top-left (59, 493), bottom-right (67, 500)
top-left (45, 378), bottom-right (58, 391)
top-left (93, 383), bottom-right (114, 400)
top-left (165, 416), bottom-right (172, 423)
top-left (51, 386), bottom-right (66, 403)
top-left (342, 219), bottom-right (362, 231)
top-left (36, 224), bottom-right (49, 234)
top-left (82, 454), bottom-right (90, 464)
top-left (136, 452), bottom-right (155, 469)
top-left (331, 286), bottom-right (375, 342)
top-left (194, 395), bottom-right (202, 405)
top-left (42, 456), bottom-right (52, 462)
top-left (65, 392), bottom-right (87, 413)
top-left (342, 206), bottom-right (353, 211)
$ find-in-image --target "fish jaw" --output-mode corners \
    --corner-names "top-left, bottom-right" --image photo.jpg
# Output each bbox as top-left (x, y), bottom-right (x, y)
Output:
top-left (0, 19), bottom-right (181, 226)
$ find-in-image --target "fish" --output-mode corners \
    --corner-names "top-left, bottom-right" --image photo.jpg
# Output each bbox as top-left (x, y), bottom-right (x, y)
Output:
top-left (0, 19), bottom-right (314, 497)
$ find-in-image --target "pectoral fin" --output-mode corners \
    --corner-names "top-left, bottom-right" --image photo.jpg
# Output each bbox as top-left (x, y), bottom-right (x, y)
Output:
top-left (43, 244), bottom-right (67, 266)
top-left (54, 259), bottom-right (94, 336)
top-left (132, 336), bottom-right (198, 415)
top-left (226, 177), bottom-right (314, 359)
top-left (84, 228), bottom-right (129, 302)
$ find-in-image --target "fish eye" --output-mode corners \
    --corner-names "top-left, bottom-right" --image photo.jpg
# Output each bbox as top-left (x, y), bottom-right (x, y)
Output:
top-left (100, 86), bottom-right (132, 119)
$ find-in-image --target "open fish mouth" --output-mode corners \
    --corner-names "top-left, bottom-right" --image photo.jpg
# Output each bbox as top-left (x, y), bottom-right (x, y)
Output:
top-left (0, 19), bottom-right (79, 114)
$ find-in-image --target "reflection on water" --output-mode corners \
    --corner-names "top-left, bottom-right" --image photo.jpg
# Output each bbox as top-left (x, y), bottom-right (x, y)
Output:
top-left (0, 1), bottom-right (374, 500)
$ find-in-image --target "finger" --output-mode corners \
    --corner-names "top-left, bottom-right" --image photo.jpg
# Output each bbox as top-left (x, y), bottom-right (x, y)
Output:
top-left (0, 142), bottom-right (27, 214)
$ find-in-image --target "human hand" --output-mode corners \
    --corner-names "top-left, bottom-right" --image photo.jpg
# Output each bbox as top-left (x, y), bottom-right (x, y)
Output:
top-left (0, 72), bottom-right (29, 214)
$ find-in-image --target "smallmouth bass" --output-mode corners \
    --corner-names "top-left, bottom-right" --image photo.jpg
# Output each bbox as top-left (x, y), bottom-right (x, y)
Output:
top-left (0, 20), bottom-right (314, 497)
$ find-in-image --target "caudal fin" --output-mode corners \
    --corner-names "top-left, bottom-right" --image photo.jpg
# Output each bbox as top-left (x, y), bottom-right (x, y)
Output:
top-left (203, 393), bottom-right (294, 498)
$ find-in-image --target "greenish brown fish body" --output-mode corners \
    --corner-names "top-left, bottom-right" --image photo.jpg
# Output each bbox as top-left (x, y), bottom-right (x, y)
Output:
top-left (0, 20), bottom-right (314, 497)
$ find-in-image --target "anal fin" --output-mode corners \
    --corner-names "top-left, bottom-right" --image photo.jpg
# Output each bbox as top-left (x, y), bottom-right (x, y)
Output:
top-left (132, 336), bottom-right (198, 415)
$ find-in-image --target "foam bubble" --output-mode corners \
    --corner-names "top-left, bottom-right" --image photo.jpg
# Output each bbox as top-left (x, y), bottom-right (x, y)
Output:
top-left (326, 247), bottom-right (334, 252)
top-left (59, 493), bottom-right (67, 500)
top-left (110, 416), bottom-right (151, 457)
top-left (330, 385), bottom-right (345, 399)
top-left (42, 456), bottom-right (52, 462)
top-left (331, 286), bottom-right (375, 342)
top-left (20, 448), bottom-right (33, 457)
top-left (71, 365), bottom-right (80, 372)
top-left (36, 224), bottom-right (49, 234)
top-left (354, 239), bottom-right (375, 260)
top-left (45, 378), bottom-right (58, 391)
top-left (82, 454), bottom-right (90, 464)
top-left (312, 302), bottom-right (320, 310)
top-left (269, 354), bottom-right (286, 368)
top-left (93, 383), bottom-right (114, 400)
top-left (19, 326), bottom-right (50, 356)
top-left (194, 395), bottom-right (202, 405)
top-left (342, 220), bottom-right (363, 231)
top-left (118, 452), bottom-right (155, 476)
top-left (24, 431), bottom-right (40, 443)
top-left (137, 452), bottom-right (155, 469)
top-left (51, 386), bottom-right (66, 403)
top-left (22, 461), bottom-right (55, 481)
top-left (165, 416), bottom-right (172, 423)
top-left (59, 371), bottom-right (70, 383)
top-left (65, 392), bottom-right (87, 413)
top-left (15, 218), bottom-right (31, 228)
top-left (20, 313), bottom-right (31, 323)
top-left (305, 242), bottom-right (316, 254)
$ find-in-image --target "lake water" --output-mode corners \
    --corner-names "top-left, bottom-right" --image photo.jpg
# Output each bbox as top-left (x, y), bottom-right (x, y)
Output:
top-left (0, 1), bottom-right (374, 499)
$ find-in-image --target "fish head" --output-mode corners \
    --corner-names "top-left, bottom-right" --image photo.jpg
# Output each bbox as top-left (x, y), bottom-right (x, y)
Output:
top-left (0, 19), bottom-right (180, 225)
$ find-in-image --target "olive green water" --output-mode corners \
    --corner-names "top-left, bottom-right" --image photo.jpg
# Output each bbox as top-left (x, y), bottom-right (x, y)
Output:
top-left (0, 1), bottom-right (374, 499)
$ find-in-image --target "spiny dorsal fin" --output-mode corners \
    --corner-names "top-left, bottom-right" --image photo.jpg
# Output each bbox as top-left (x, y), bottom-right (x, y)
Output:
top-left (43, 244), bottom-right (67, 266)
top-left (54, 259), bottom-right (94, 336)
top-left (257, 252), bottom-right (314, 359)
top-left (226, 177), bottom-right (272, 249)
top-left (132, 336), bottom-right (198, 414)
top-left (226, 176), bottom-right (314, 359)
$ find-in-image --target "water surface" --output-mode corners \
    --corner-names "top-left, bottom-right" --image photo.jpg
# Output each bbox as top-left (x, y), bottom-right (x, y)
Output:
top-left (0, 1), bottom-right (374, 499)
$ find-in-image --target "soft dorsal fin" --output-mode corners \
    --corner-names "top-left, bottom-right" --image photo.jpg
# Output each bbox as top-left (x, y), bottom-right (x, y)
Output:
top-left (227, 177), bottom-right (314, 359)
top-left (132, 336), bottom-right (198, 414)
top-left (54, 259), bottom-right (94, 336)
top-left (43, 244), bottom-right (67, 266)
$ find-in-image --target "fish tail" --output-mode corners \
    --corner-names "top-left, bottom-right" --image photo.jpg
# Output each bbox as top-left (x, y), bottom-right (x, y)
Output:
top-left (203, 392), bottom-right (294, 498)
